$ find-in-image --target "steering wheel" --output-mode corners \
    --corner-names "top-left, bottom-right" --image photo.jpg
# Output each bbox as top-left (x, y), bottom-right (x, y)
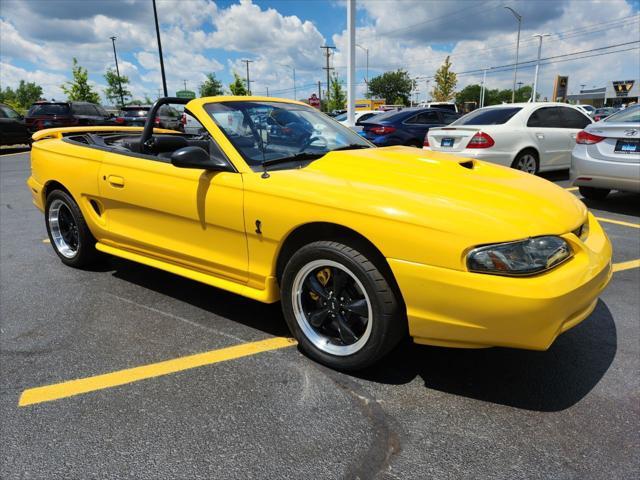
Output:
top-left (298, 136), bottom-right (327, 153)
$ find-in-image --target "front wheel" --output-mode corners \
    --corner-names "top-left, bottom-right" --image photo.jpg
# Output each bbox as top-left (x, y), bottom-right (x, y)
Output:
top-left (579, 186), bottom-right (610, 200)
top-left (281, 241), bottom-right (406, 371)
top-left (45, 190), bottom-right (100, 268)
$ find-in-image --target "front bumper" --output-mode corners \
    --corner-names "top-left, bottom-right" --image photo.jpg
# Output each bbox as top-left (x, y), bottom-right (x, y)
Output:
top-left (388, 213), bottom-right (612, 350)
top-left (571, 146), bottom-right (640, 193)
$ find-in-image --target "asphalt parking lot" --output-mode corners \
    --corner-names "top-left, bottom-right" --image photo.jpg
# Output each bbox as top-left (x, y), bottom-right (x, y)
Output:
top-left (1, 150), bottom-right (638, 480)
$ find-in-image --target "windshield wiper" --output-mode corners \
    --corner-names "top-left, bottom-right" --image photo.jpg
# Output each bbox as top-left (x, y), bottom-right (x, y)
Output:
top-left (261, 152), bottom-right (325, 168)
top-left (329, 144), bottom-right (372, 152)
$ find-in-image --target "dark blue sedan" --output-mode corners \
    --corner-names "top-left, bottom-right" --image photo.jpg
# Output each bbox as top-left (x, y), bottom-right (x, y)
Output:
top-left (361, 108), bottom-right (460, 147)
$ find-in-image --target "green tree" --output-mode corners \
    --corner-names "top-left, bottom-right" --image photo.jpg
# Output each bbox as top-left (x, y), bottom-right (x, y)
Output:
top-left (367, 69), bottom-right (413, 105)
top-left (327, 73), bottom-right (346, 111)
top-left (0, 81), bottom-right (43, 113)
top-left (455, 84), bottom-right (481, 106)
top-left (103, 68), bottom-right (131, 106)
top-left (61, 58), bottom-right (101, 103)
top-left (431, 56), bottom-right (457, 102)
top-left (199, 73), bottom-right (224, 97)
top-left (229, 72), bottom-right (248, 96)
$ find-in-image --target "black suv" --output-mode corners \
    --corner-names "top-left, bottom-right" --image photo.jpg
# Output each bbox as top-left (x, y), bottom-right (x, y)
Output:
top-left (25, 101), bottom-right (114, 132)
top-left (116, 105), bottom-right (183, 131)
top-left (0, 103), bottom-right (31, 146)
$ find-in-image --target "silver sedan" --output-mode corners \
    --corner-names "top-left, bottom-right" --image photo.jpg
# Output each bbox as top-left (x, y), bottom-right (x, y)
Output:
top-left (571, 105), bottom-right (640, 200)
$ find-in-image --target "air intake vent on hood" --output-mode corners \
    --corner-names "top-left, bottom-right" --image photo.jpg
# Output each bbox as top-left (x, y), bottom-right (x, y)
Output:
top-left (459, 160), bottom-right (474, 169)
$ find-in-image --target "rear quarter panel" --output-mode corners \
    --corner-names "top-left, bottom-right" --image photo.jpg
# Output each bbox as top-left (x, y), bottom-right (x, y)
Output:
top-left (30, 138), bottom-right (106, 238)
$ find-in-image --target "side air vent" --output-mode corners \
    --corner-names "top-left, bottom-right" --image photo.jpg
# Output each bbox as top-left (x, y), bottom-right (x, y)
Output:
top-left (459, 160), bottom-right (474, 169)
top-left (89, 199), bottom-right (102, 216)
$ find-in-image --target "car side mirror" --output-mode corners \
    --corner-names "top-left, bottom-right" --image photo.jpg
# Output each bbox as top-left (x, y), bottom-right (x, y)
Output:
top-left (171, 146), bottom-right (230, 171)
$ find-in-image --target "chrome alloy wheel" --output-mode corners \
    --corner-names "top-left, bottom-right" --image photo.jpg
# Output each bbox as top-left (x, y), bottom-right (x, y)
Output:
top-left (48, 199), bottom-right (79, 258)
top-left (515, 154), bottom-right (537, 174)
top-left (292, 259), bottom-right (372, 356)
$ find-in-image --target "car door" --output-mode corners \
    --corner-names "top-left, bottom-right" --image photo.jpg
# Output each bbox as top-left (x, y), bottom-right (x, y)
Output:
top-left (526, 107), bottom-right (570, 169)
top-left (97, 141), bottom-right (248, 283)
top-left (0, 105), bottom-right (29, 145)
top-left (558, 107), bottom-right (592, 167)
top-left (403, 111), bottom-right (443, 146)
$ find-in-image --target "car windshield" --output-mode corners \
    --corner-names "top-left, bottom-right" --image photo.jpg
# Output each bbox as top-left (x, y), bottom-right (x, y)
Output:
top-left (205, 101), bottom-right (372, 169)
top-left (452, 107), bottom-right (521, 125)
top-left (334, 112), bottom-right (348, 121)
top-left (604, 106), bottom-right (640, 123)
top-left (28, 104), bottom-right (70, 116)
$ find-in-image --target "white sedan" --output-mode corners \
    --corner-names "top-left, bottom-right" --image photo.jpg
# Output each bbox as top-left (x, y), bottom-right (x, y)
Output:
top-left (334, 110), bottom-right (382, 132)
top-left (424, 102), bottom-right (593, 174)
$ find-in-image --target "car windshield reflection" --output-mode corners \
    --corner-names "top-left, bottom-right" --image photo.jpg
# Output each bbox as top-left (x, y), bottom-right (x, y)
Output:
top-left (205, 101), bottom-right (372, 170)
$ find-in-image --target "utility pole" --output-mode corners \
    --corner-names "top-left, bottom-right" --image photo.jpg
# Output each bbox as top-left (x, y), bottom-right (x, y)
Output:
top-left (346, 0), bottom-right (356, 126)
top-left (266, 86), bottom-right (269, 96)
top-left (241, 59), bottom-right (253, 95)
top-left (280, 64), bottom-right (296, 100)
top-left (109, 36), bottom-right (125, 108)
top-left (182, 80), bottom-right (187, 91)
top-left (580, 84), bottom-right (586, 92)
top-left (317, 81), bottom-right (322, 105)
top-left (356, 44), bottom-right (369, 97)
top-left (504, 6), bottom-right (522, 103)
top-left (425, 79), bottom-right (431, 103)
top-left (152, 0), bottom-right (168, 97)
top-left (321, 45), bottom-right (335, 112)
top-left (532, 33), bottom-right (550, 102)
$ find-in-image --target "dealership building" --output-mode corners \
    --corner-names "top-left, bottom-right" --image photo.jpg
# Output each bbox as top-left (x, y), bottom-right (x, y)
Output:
top-left (567, 79), bottom-right (639, 107)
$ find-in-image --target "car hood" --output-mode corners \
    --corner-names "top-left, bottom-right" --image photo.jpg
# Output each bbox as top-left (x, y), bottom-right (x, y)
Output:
top-left (270, 146), bottom-right (586, 243)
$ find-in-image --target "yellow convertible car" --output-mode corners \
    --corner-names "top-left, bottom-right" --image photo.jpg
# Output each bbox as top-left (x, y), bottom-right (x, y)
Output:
top-left (27, 96), bottom-right (612, 370)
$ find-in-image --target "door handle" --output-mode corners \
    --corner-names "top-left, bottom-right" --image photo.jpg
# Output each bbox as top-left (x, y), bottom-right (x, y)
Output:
top-left (106, 175), bottom-right (125, 187)
top-left (536, 133), bottom-right (545, 139)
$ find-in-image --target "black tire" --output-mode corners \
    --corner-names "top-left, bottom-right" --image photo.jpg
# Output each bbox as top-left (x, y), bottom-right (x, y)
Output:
top-left (45, 189), bottom-right (100, 268)
top-left (579, 186), bottom-right (610, 200)
top-left (281, 240), bottom-right (406, 371)
top-left (511, 150), bottom-right (539, 174)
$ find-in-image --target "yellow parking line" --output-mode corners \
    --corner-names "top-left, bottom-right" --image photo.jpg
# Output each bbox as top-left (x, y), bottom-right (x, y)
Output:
top-left (42, 238), bottom-right (50, 243)
top-left (596, 217), bottom-right (640, 229)
top-left (612, 259), bottom-right (640, 273)
top-left (19, 336), bottom-right (297, 407)
top-left (565, 186), bottom-right (578, 191)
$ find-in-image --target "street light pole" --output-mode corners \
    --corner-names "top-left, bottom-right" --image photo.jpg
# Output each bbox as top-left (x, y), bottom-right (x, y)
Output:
top-left (504, 6), bottom-right (522, 103)
top-left (109, 36), bottom-right (125, 108)
top-left (346, 0), bottom-right (356, 127)
top-left (152, 0), bottom-right (168, 97)
top-left (532, 33), bottom-right (551, 102)
top-left (480, 69), bottom-right (487, 107)
top-left (356, 44), bottom-right (369, 97)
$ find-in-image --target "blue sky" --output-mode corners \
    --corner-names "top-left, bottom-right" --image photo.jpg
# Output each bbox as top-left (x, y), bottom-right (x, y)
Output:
top-left (1, 0), bottom-right (639, 103)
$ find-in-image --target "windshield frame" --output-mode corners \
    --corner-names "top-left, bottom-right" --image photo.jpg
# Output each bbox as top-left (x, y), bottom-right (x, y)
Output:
top-left (204, 100), bottom-right (373, 172)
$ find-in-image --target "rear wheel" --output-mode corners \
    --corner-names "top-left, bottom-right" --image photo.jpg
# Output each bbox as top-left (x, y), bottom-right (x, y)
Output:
top-left (281, 241), bottom-right (405, 371)
top-left (511, 150), bottom-right (539, 174)
top-left (45, 190), bottom-right (100, 268)
top-left (579, 186), bottom-right (610, 200)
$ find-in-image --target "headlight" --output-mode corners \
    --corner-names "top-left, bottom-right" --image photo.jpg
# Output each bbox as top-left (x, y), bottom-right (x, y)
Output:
top-left (467, 236), bottom-right (572, 276)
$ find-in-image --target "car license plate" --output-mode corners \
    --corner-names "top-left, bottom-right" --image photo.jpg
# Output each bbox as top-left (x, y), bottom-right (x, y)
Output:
top-left (441, 138), bottom-right (454, 147)
top-left (614, 139), bottom-right (639, 153)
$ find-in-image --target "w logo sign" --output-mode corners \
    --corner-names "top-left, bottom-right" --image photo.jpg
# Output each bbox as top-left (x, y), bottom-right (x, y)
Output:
top-left (613, 80), bottom-right (635, 97)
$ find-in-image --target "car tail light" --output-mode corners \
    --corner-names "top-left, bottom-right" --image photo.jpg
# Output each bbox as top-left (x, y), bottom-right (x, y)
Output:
top-left (576, 130), bottom-right (605, 144)
top-left (423, 136), bottom-right (430, 147)
top-left (370, 125), bottom-right (396, 135)
top-left (115, 117), bottom-right (125, 124)
top-left (466, 132), bottom-right (494, 148)
top-left (154, 116), bottom-right (161, 125)
top-left (180, 113), bottom-right (187, 125)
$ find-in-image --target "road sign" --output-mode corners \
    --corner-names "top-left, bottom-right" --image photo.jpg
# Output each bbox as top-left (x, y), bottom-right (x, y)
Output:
top-left (309, 93), bottom-right (320, 108)
top-left (176, 90), bottom-right (196, 99)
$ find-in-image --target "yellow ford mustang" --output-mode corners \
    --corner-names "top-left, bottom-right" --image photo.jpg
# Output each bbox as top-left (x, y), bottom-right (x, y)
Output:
top-left (27, 96), bottom-right (612, 370)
